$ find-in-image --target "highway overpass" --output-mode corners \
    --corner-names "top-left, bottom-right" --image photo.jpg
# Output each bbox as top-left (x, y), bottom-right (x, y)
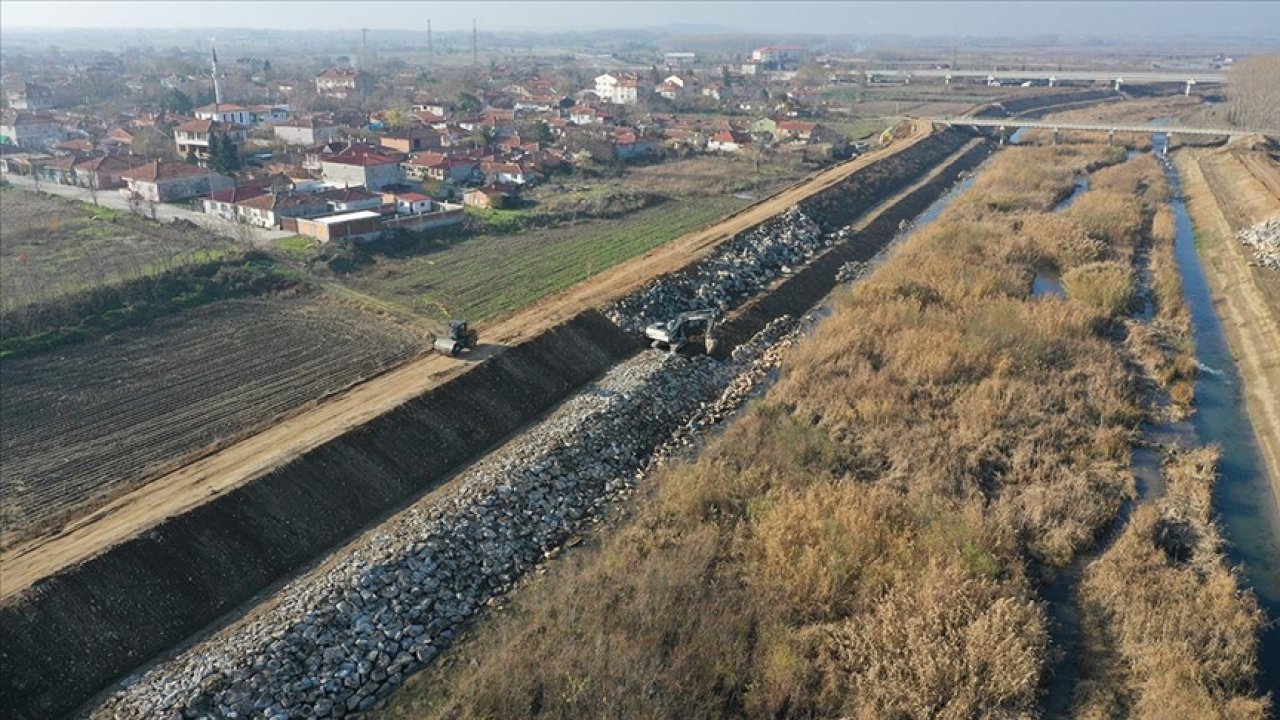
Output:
top-left (926, 117), bottom-right (1268, 138)
top-left (866, 69), bottom-right (1228, 84)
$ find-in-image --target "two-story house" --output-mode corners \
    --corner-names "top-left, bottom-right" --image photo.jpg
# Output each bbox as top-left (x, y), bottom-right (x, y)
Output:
top-left (315, 69), bottom-right (373, 100)
top-left (192, 103), bottom-right (255, 126)
top-left (5, 82), bottom-right (55, 110)
top-left (173, 118), bottom-right (248, 164)
top-left (274, 116), bottom-right (340, 147)
top-left (0, 110), bottom-right (63, 149)
top-left (320, 148), bottom-right (403, 191)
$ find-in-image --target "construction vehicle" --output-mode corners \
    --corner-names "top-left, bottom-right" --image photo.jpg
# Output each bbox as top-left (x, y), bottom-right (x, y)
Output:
top-left (433, 320), bottom-right (479, 357)
top-left (644, 309), bottom-right (718, 355)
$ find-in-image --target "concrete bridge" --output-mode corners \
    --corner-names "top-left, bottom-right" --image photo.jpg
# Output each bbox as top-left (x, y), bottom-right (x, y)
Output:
top-left (866, 68), bottom-right (1228, 91)
top-left (925, 116), bottom-right (1272, 150)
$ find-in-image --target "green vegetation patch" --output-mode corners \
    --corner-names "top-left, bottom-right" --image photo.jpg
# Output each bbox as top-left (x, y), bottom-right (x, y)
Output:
top-left (339, 197), bottom-right (746, 322)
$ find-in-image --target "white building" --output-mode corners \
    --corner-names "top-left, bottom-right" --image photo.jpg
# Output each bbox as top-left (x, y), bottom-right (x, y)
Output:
top-left (593, 73), bottom-right (644, 105)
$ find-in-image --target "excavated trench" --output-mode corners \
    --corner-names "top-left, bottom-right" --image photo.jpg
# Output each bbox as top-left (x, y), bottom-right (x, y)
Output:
top-left (3, 128), bottom-right (992, 720)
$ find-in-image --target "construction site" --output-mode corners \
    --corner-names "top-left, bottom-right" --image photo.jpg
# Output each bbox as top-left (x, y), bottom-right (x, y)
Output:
top-left (4, 68), bottom-right (1279, 718)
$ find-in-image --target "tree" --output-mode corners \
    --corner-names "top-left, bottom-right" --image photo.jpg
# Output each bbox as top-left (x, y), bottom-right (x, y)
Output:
top-left (85, 172), bottom-right (99, 206)
top-left (160, 88), bottom-right (194, 114)
top-left (530, 120), bottom-right (554, 143)
top-left (384, 104), bottom-right (414, 131)
top-left (1228, 55), bottom-right (1280, 130)
top-left (471, 125), bottom-right (496, 149)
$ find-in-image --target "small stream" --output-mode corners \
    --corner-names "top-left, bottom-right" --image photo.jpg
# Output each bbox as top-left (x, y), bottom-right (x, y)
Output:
top-left (1153, 132), bottom-right (1280, 694)
top-left (1018, 128), bottom-right (1278, 706)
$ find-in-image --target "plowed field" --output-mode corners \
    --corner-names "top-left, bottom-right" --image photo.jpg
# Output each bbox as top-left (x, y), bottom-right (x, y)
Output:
top-left (0, 295), bottom-right (422, 546)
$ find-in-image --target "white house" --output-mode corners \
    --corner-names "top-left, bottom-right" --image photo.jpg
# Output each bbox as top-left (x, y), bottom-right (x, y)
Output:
top-left (593, 73), bottom-right (644, 105)
top-left (388, 192), bottom-right (432, 215)
top-left (193, 103), bottom-right (255, 126)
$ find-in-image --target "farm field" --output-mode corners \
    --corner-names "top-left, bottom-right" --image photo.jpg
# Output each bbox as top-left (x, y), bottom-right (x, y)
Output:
top-left (0, 294), bottom-right (422, 546)
top-left (336, 196), bottom-right (748, 322)
top-left (0, 186), bottom-right (233, 311)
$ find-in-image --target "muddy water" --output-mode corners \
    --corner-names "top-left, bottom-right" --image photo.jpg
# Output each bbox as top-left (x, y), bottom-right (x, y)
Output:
top-left (1155, 132), bottom-right (1280, 694)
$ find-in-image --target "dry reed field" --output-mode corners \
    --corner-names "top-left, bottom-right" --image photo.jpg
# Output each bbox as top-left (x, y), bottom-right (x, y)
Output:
top-left (373, 144), bottom-right (1267, 719)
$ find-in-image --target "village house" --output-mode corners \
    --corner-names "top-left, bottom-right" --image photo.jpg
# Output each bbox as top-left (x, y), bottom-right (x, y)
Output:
top-left (72, 154), bottom-right (150, 189)
top-left (613, 131), bottom-right (661, 160)
top-left (317, 186), bottom-right (383, 213)
top-left (5, 82), bottom-right (55, 110)
top-left (274, 116), bottom-right (341, 147)
top-left (315, 68), bottom-right (373, 100)
top-left (201, 185), bottom-right (269, 222)
top-left (320, 147), bottom-right (403, 191)
top-left (0, 110), bottom-right (63, 149)
top-left (379, 125), bottom-right (440, 154)
top-left (193, 103), bottom-right (255, 126)
top-left (593, 73), bottom-right (646, 105)
top-left (463, 183), bottom-right (519, 209)
top-left (296, 210), bottom-right (384, 244)
top-left (480, 161), bottom-right (530, 186)
top-left (402, 151), bottom-right (478, 183)
top-left (382, 199), bottom-right (466, 233)
top-left (234, 191), bottom-right (332, 229)
top-left (568, 105), bottom-right (613, 126)
top-left (34, 154), bottom-right (80, 184)
top-left (120, 161), bottom-right (233, 202)
top-left (413, 99), bottom-right (453, 117)
top-left (751, 45), bottom-right (807, 66)
top-left (173, 118), bottom-right (248, 164)
top-left (707, 128), bottom-right (751, 153)
top-left (384, 191), bottom-right (432, 215)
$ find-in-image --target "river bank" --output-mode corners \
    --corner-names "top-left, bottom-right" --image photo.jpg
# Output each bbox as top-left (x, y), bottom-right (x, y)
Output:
top-left (1174, 147), bottom-right (1280, 513)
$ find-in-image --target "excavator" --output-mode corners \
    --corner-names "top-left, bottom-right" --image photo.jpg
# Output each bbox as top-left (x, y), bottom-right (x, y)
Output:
top-left (433, 320), bottom-right (479, 357)
top-left (644, 309), bottom-right (718, 355)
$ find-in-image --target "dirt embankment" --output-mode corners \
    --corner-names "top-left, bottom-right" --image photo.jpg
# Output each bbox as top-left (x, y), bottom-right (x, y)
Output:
top-left (1176, 145), bottom-right (1280, 509)
top-left (1, 125), bottom-right (980, 720)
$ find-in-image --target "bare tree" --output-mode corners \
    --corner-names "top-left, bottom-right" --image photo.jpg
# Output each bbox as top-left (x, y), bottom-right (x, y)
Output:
top-left (1228, 55), bottom-right (1280, 130)
top-left (85, 172), bottom-right (99, 206)
top-left (127, 189), bottom-right (145, 217)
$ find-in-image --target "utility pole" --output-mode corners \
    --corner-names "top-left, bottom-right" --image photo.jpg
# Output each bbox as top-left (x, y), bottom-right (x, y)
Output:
top-left (472, 19), bottom-right (478, 66)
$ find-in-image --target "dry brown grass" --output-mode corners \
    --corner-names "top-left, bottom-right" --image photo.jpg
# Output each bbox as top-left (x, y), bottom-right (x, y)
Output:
top-left (1061, 262), bottom-right (1136, 318)
top-left (1073, 447), bottom-right (1269, 719)
top-left (372, 143), bottom-right (1263, 720)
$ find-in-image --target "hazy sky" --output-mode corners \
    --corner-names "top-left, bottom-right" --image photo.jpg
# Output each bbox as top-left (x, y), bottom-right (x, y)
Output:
top-left (1, 1), bottom-right (1277, 37)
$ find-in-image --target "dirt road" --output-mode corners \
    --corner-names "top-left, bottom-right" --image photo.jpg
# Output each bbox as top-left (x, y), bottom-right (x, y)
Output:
top-left (1176, 145), bottom-right (1280, 513)
top-left (1, 174), bottom-right (293, 248)
top-left (0, 122), bottom-right (932, 600)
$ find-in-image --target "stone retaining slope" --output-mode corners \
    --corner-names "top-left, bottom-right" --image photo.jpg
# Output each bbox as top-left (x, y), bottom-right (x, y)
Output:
top-left (716, 139), bottom-right (994, 351)
top-left (2, 126), bottom-right (977, 720)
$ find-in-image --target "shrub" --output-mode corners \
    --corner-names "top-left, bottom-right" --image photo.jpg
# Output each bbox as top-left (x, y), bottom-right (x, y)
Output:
top-left (1062, 261), bottom-right (1135, 318)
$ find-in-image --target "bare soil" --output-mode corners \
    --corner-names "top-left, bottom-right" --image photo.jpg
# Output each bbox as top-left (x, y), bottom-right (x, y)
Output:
top-left (0, 295), bottom-right (422, 549)
top-left (0, 121), bottom-right (933, 600)
top-left (0, 188), bottom-right (232, 310)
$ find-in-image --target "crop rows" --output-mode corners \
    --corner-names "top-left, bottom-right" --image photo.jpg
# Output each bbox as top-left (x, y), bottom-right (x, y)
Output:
top-left (0, 296), bottom-right (421, 544)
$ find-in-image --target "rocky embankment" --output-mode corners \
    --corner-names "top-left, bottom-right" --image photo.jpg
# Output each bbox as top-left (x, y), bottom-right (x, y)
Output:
top-left (604, 206), bottom-right (828, 333)
top-left (90, 321), bottom-right (801, 720)
top-left (1237, 217), bottom-right (1280, 269)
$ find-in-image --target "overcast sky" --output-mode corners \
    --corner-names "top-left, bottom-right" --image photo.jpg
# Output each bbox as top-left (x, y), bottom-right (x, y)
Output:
top-left (1, 1), bottom-right (1277, 37)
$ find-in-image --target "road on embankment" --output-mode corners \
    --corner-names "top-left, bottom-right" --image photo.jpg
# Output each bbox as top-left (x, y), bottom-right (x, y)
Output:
top-left (0, 121), bottom-right (933, 601)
